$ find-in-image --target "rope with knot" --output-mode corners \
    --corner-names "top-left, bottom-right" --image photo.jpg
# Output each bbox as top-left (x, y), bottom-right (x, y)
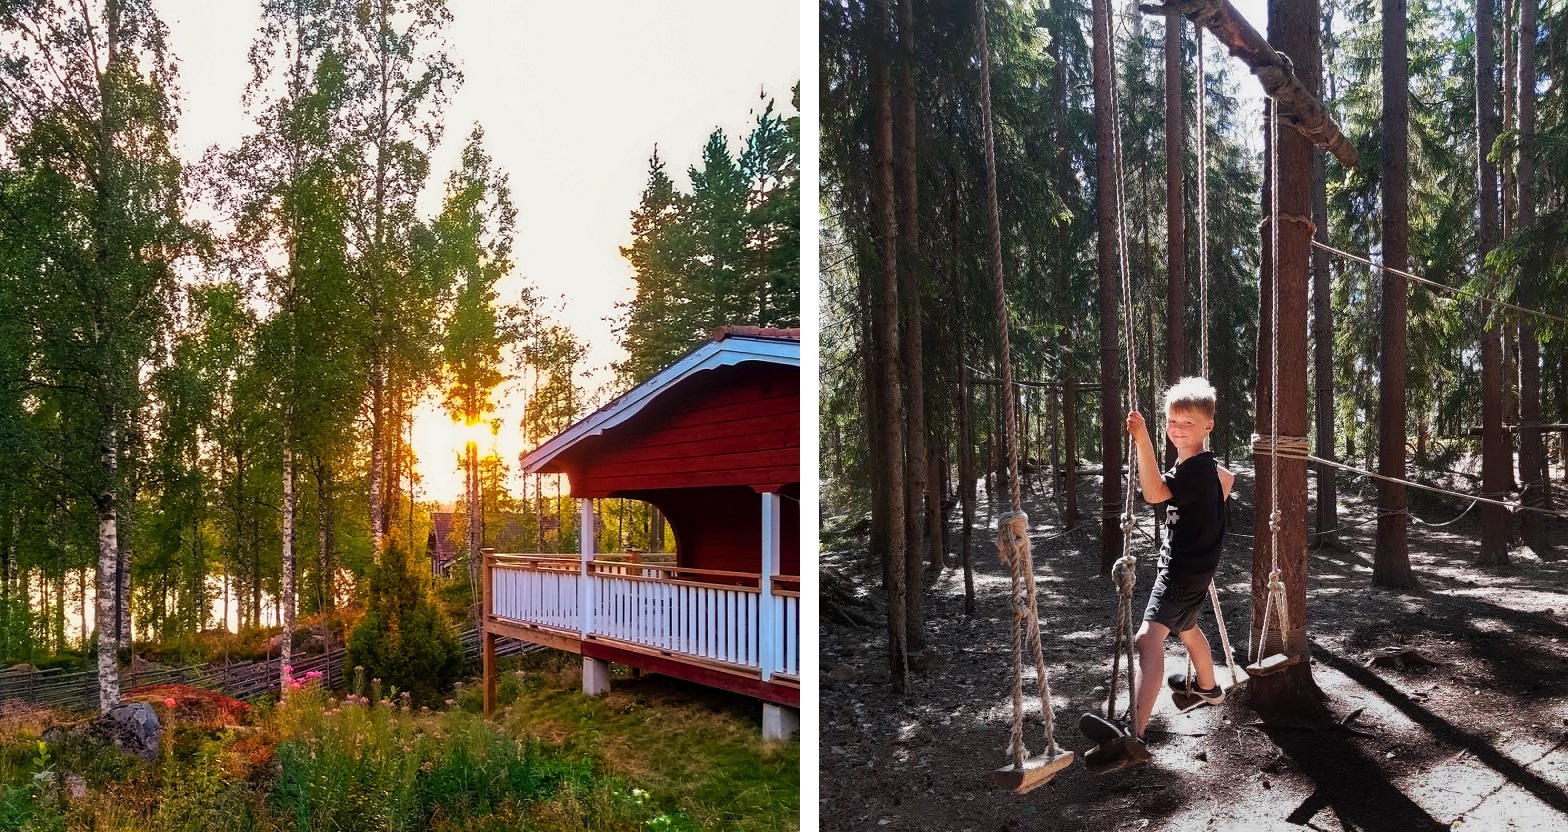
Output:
top-left (976, 0), bottom-right (1061, 771)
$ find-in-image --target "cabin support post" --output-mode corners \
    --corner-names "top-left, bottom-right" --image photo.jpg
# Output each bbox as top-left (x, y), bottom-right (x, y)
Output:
top-left (759, 490), bottom-right (781, 682)
top-left (762, 701), bottom-right (799, 741)
top-left (578, 498), bottom-right (609, 696)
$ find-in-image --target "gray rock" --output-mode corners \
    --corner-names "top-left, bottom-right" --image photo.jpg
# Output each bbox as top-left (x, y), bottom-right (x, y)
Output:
top-left (101, 702), bottom-right (162, 761)
top-left (46, 702), bottom-right (162, 763)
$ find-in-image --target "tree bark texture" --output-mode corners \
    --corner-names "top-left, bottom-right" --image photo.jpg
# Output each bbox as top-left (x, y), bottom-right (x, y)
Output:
top-left (870, 0), bottom-right (909, 692)
top-left (950, 176), bottom-right (977, 615)
top-left (1477, 0), bottom-right (1510, 566)
top-left (895, 0), bottom-right (928, 659)
top-left (1374, 0), bottom-right (1416, 588)
top-left (1310, 140), bottom-right (1338, 547)
top-left (1250, 0), bottom-right (1323, 713)
top-left (1516, 0), bottom-right (1548, 553)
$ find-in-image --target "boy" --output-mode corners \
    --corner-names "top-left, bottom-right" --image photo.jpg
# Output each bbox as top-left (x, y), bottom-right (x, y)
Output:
top-left (1082, 377), bottom-right (1235, 764)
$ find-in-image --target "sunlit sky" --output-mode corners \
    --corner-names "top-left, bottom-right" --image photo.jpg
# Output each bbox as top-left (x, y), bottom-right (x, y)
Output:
top-left (158, 1), bottom-right (800, 504)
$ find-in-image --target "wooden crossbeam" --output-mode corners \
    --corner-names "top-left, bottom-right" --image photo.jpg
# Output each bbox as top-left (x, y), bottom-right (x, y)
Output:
top-left (1140, 0), bottom-right (1359, 167)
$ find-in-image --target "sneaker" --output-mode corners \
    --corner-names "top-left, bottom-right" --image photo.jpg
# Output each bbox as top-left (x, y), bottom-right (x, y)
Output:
top-left (1166, 673), bottom-right (1224, 705)
top-left (1080, 712), bottom-right (1143, 745)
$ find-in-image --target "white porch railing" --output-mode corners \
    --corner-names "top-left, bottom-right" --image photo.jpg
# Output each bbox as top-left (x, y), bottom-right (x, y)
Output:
top-left (486, 554), bottom-right (800, 680)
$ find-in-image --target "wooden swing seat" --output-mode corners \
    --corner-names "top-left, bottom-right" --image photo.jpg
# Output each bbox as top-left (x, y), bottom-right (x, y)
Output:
top-left (1083, 736), bottom-right (1151, 775)
top-left (1245, 653), bottom-right (1302, 677)
top-left (992, 750), bottom-right (1075, 793)
top-left (1169, 688), bottom-right (1216, 713)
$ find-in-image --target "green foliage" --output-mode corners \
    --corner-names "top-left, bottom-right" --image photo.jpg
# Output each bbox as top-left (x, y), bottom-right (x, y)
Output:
top-left (346, 547), bottom-right (463, 704)
top-left (614, 89), bottom-right (802, 386)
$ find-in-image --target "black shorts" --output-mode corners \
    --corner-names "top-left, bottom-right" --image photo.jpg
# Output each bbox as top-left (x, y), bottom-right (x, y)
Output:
top-left (1142, 556), bottom-right (1214, 634)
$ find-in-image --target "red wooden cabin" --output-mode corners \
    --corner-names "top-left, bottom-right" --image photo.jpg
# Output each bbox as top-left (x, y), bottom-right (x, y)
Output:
top-left (481, 327), bottom-right (800, 739)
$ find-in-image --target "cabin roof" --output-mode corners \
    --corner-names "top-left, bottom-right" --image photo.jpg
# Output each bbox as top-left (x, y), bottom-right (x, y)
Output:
top-left (520, 328), bottom-right (799, 474)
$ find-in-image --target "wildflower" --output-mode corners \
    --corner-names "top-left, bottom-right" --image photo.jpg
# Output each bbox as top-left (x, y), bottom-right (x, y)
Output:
top-left (305, 670), bottom-right (322, 680)
top-left (163, 697), bottom-right (176, 708)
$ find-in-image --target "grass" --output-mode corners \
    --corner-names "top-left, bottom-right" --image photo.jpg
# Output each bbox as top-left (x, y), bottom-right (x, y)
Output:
top-left (0, 654), bottom-right (798, 832)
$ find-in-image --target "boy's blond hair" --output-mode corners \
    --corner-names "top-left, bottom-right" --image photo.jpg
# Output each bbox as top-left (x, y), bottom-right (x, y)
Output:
top-left (1163, 377), bottom-right (1217, 419)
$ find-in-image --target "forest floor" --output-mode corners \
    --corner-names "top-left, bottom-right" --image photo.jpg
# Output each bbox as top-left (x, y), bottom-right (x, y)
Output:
top-left (820, 464), bottom-right (1568, 831)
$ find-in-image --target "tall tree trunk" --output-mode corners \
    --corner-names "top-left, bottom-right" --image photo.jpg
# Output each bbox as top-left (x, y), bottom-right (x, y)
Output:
top-left (1051, 0), bottom-right (1078, 528)
top-left (870, 0), bottom-right (909, 693)
top-left (950, 177), bottom-right (977, 616)
top-left (1477, 0), bottom-right (1510, 566)
top-left (116, 491), bottom-right (132, 649)
top-left (95, 420), bottom-right (121, 712)
top-left (468, 439), bottom-right (481, 623)
top-left (1165, 11), bottom-right (1185, 463)
top-left (281, 438), bottom-right (296, 693)
top-left (1310, 5), bottom-right (1338, 547)
top-left (315, 458), bottom-right (335, 611)
top-left (1252, 0), bottom-right (1324, 714)
top-left (1515, 0), bottom-right (1549, 555)
top-left (1311, 145), bottom-right (1338, 547)
top-left (895, 0), bottom-right (928, 662)
top-left (1374, 0), bottom-right (1416, 588)
top-left (1092, 0), bottom-right (1122, 576)
top-left (370, 369), bottom-right (386, 553)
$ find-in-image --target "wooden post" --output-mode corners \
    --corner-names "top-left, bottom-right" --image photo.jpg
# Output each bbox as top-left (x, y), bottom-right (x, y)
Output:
top-left (578, 499), bottom-right (594, 638)
top-left (481, 547), bottom-right (495, 716)
top-left (759, 490), bottom-right (781, 682)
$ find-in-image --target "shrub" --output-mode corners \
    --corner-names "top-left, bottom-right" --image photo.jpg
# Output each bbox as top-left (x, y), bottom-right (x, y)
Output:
top-left (346, 546), bottom-right (462, 704)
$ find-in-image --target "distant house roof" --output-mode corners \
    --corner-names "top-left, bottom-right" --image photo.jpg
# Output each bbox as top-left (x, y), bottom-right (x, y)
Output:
top-left (520, 328), bottom-right (800, 475)
top-left (431, 513), bottom-right (456, 563)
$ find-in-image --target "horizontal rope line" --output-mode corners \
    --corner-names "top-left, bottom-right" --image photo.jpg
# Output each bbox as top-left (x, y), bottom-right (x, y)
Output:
top-left (1307, 454), bottom-right (1568, 519)
top-left (1313, 240), bottom-right (1568, 325)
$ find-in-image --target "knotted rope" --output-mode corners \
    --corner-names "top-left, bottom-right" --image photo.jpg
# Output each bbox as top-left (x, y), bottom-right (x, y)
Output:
top-left (1254, 97), bottom-right (1298, 667)
top-left (1103, 0), bottom-right (1142, 724)
top-left (976, 0), bottom-right (1060, 770)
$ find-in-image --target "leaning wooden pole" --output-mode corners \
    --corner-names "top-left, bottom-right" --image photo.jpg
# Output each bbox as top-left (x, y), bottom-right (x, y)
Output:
top-left (1140, 0), bottom-right (1358, 168)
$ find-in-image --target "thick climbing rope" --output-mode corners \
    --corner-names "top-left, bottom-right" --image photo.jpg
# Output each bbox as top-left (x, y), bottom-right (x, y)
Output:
top-left (1253, 96), bottom-right (1294, 667)
top-left (1197, 29), bottom-right (1209, 383)
top-left (1181, 29), bottom-right (1243, 690)
top-left (975, 0), bottom-right (1061, 771)
top-left (1103, 0), bottom-right (1142, 724)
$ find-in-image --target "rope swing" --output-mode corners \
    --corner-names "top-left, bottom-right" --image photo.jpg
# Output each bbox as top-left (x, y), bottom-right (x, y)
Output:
top-left (1247, 97), bottom-right (1304, 677)
top-left (975, 0), bottom-right (1072, 793)
top-left (1175, 31), bottom-right (1244, 706)
top-left (1079, 0), bottom-right (1158, 776)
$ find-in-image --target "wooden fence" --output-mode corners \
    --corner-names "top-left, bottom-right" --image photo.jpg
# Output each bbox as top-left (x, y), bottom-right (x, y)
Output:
top-left (0, 629), bottom-right (539, 712)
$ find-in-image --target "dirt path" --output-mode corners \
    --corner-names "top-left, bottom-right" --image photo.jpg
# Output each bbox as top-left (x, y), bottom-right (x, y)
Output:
top-left (820, 466), bottom-right (1568, 831)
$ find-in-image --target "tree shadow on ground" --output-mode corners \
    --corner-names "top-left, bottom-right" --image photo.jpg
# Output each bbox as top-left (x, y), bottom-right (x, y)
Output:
top-left (1268, 725), bottom-right (1449, 832)
top-left (1313, 642), bottom-right (1568, 819)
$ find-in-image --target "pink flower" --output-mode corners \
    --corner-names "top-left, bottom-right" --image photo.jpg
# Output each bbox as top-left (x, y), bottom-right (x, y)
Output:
top-left (282, 665), bottom-right (294, 677)
top-left (289, 681), bottom-right (304, 691)
top-left (163, 697), bottom-right (176, 708)
top-left (305, 670), bottom-right (322, 680)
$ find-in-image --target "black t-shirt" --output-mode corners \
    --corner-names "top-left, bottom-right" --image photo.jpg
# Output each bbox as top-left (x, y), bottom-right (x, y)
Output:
top-left (1158, 451), bottom-right (1226, 575)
